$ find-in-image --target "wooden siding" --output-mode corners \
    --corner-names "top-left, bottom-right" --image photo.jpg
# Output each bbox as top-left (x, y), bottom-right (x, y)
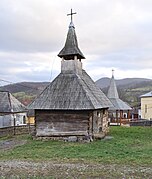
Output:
top-left (35, 110), bottom-right (90, 137)
top-left (92, 109), bottom-right (109, 138)
top-left (35, 109), bottom-right (109, 139)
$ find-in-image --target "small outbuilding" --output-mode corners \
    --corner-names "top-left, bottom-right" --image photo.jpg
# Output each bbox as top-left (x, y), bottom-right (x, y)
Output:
top-left (29, 11), bottom-right (112, 141)
top-left (0, 91), bottom-right (27, 128)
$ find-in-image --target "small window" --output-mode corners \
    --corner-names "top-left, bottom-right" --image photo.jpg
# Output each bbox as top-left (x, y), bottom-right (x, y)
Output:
top-left (23, 116), bottom-right (26, 124)
top-left (103, 109), bottom-right (106, 115)
top-left (97, 112), bottom-right (101, 117)
top-left (145, 105), bottom-right (147, 113)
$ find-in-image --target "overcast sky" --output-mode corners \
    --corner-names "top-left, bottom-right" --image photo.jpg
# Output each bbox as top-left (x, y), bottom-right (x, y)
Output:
top-left (0, 0), bottom-right (152, 86)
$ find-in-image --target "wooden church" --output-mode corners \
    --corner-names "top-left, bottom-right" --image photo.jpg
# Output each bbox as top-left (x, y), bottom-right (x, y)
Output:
top-left (29, 10), bottom-right (112, 141)
top-left (107, 70), bottom-right (132, 124)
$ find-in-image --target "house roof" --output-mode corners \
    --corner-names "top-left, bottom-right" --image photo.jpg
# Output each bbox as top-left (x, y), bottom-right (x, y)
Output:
top-left (108, 98), bottom-right (132, 110)
top-left (29, 70), bottom-right (112, 110)
top-left (140, 91), bottom-right (152, 97)
top-left (58, 22), bottom-right (85, 60)
top-left (0, 91), bottom-right (27, 113)
top-left (107, 74), bottom-right (132, 110)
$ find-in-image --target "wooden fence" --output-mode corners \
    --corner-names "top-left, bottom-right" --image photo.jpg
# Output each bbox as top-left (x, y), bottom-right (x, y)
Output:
top-left (0, 125), bottom-right (35, 137)
top-left (130, 119), bottom-right (152, 126)
top-left (110, 118), bottom-right (130, 126)
top-left (110, 119), bottom-right (152, 126)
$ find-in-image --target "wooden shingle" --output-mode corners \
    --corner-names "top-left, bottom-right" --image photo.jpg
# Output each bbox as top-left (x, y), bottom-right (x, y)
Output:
top-left (107, 75), bottom-right (132, 110)
top-left (58, 22), bottom-right (85, 60)
top-left (29, 70), bottom-right (112, 110)
top-left (0, 91), bottom-right (27, 114)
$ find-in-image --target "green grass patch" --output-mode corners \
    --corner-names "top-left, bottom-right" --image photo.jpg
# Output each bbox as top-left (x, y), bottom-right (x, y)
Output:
top-left (0, 127), bottom-right (152, 165)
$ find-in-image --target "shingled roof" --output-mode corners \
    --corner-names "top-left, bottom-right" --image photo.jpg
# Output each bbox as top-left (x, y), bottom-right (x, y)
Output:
top-left (140, 91), bottom-right (152, 97)
top-left (0, 91), bottom-right (27, 113)
top-left (107, 75), bottom-right (119, 99)
top-left (58, 22), bottom-right (85, 60)
top-left (29, 70), bottom-right (112, 110)
top-left (107, 74), bottom-right (132, 110)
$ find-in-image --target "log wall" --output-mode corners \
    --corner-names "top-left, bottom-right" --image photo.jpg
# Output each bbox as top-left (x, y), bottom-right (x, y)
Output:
top-left (92, 109), bottom-right (109, 138)
top-left (35, 110), bottom-right (90, 137)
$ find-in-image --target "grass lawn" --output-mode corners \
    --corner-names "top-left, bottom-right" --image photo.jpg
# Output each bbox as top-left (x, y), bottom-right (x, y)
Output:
top-left (0, 126), bottom-right (152, 166)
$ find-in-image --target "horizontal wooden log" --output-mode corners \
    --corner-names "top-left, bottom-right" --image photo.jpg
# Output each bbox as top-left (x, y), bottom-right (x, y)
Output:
top-left (36, 114), bottom-right (89, 122)
top-left (36, 121), bottom-right (88, 132)
top-left (36, 130), bottom-right (88, 137)
top-left (36, 110), bottom-right (91, 115)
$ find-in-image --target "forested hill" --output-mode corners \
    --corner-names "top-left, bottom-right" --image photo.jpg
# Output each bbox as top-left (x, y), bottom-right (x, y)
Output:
top-left (0, 78), bottom-right (152, 106)
top-left (96, 77), bottom-right (152, 107)
top-left (0, 82), bottom-right (49, 94)
top-left (0, 82), bottom-right (49, 106)
top-left (96, 77), bottom-right (152, 89)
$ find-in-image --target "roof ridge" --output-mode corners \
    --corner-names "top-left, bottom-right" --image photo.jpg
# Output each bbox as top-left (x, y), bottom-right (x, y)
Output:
top-left (75, 74), bottom-right (95, 109)
top-left (79, 72), bottom-right (102, 107)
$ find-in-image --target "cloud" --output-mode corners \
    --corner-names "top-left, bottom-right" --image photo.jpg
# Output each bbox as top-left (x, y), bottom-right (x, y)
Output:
top-left (0, 0), bottom-right (68, 52)
top-left (0, 51), bottom-right (60, 82)
top-left (0, 0), bottom-right (152, 84)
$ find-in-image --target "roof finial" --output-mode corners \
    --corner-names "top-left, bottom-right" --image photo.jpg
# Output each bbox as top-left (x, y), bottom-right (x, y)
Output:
top-left (112, 69), bottom-right (114, 77)
top-left (67, 9), bottom-right (76, 23)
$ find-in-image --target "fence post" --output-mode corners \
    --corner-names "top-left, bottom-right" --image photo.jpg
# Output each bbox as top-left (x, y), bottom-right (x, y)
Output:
top-left (13, 116), bottom-right (16, 135)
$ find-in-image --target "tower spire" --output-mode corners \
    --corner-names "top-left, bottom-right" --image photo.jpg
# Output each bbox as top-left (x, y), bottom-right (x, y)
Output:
top-left (107, 70), bottom-right (119, 99)
top-left (58, 9), bottom-right (85, 60)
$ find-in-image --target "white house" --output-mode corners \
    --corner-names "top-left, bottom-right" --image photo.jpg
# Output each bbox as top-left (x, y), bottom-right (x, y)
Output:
top-left (0, 91), bottom-right (27, 128)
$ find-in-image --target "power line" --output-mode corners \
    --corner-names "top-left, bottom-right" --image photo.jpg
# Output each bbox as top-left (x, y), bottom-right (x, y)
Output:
top-left (49, 56), bottom-right (57, 82)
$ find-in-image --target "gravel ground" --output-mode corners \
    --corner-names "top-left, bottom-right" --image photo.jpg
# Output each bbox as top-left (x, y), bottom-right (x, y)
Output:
top-left (0, 160), bottom-right (152, 179)
top-left (0, 138), bottom-right (151, 178)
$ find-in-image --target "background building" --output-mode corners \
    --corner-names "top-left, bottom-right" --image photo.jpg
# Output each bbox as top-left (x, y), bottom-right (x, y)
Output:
top-left (107, 71), bottom-right (132, 124)
top-left (141, 91), bottom-right (152, 120)
top-left (0, 91), bottom-right (27, 128)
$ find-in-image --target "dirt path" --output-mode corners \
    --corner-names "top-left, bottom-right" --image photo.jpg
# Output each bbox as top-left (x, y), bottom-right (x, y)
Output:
top-left (0, 160), bottom-right (152, 178)
top-left (0, 138), bottom-right (27, 150)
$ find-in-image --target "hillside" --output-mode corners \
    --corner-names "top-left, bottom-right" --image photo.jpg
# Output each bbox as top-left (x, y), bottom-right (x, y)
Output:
top-left (96, 77), bottom-right (152, 89)
top-left (0, 82), bottom-right (49, 94)
top-left (0, 82), bottom-right (49, 105)
top-left (96, 78), bottom-right (152, 107)
top-left (0, 78), bottom-right (152, 106)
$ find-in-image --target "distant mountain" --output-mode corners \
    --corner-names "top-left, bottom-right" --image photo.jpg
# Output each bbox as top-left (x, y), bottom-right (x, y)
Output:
top-left (0, 78), bottom-right (152, 107)
top-left (96, 77), bottom-right (152, 89)
top-left (0, 82), bottom-right (49, 106)
top-left (96, 77), bottom-right (152, 107)
top-left (0, 82), bottom-right (49, 94)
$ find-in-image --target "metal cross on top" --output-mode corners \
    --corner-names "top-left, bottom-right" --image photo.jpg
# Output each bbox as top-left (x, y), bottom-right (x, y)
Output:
top-left (112, 69), bottom-right (115, 76)
top-left (67, 9), bottom-right (76, 22)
